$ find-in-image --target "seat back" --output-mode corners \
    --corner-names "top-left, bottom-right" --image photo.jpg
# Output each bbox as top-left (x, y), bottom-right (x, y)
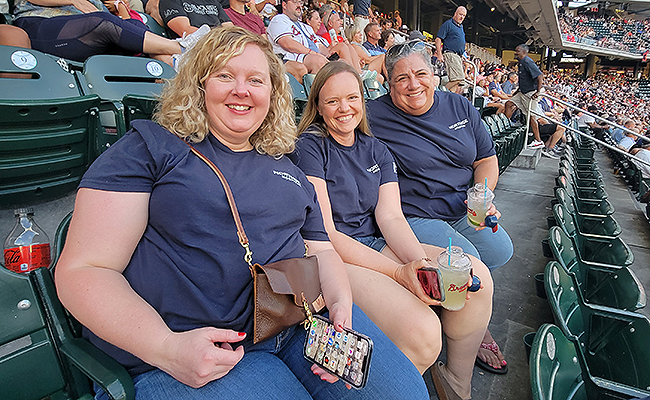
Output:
top-left (529, 323), bottom-right (587, 400)
top-left (123, 94), bottom-right (159, 129)
top-left (0, 94), bottom-right (101, 207)
top-left (82, 55), bottom-right (174, 102)
top-left (553, 203), bottom-right (578, 238)
top-left (544, 261), bottom-right (586, 338)
top-left (0, 267), bottom-right (70, 400)
top-left (0, 45), bottom-right (83, 100)
top-left (363, 78), bottom-right (387, 100)
top-left (548, 226), bottom-right (578, 272)
top-left (302, 73), bottom-right (315, 96)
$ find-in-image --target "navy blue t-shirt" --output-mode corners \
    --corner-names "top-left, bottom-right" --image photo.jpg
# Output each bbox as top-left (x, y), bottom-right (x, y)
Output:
top-left (367, 91), bottom-right (496, 221)
top-left (517, 55), bottom-right (542, 94)
top-left (436, 18), bottom-right (465, 54)
top-left (79, 120), bottom-right (328, 376)
top-left (353, 0), bottom-right (370, 16)
top-left (290, 127), bottom-right (398, 238)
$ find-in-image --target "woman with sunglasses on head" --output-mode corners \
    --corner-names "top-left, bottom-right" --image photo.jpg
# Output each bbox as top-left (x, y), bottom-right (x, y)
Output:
top-left (55, 27), bottom-right (428, 400)
top-left (291, 61), bottom-right (494, 400)
top-left (367, 41), bottom-right (515, 397)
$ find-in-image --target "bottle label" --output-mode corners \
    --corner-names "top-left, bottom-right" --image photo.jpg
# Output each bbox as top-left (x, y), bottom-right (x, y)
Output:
top-left (4, 243), bottom-right (51, 273)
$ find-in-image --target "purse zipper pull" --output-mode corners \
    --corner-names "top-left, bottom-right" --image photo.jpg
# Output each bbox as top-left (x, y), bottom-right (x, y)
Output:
top-left (302, 293), bottom-right (313, 330)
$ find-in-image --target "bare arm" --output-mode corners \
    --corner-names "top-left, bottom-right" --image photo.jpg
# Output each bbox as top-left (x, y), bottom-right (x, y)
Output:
top-left (307, 177), bottom-right (437, 304)
top-left (167, 16), bottom-right (198, 37)
top-left (55, 188), bottom-right (245, 388)
top-left (434, 37), bottom-right (443, 59)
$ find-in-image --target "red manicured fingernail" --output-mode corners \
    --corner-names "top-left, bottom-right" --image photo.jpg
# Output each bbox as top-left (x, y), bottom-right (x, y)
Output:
top-left (238, 332), bottom-right (246, 337)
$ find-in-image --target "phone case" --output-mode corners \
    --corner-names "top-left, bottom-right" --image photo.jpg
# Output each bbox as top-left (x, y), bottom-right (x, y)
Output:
top-left (303, 315), bottom-right (373, 389)
top-left (417, 267), bottom-right (445, 301)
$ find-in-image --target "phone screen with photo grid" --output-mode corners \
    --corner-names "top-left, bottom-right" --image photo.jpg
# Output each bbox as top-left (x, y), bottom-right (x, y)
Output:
top-left (303, 315), bottom-right (373, 389)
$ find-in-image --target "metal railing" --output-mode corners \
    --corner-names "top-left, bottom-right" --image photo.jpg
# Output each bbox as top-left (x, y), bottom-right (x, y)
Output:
top-left (526, 93), bottom-right (650, 169)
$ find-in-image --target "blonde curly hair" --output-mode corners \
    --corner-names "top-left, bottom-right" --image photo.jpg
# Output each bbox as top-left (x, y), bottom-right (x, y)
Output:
top-left (154, 26), bottom-right (296, 157)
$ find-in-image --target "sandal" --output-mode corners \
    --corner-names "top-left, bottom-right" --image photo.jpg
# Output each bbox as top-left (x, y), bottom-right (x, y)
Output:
top-left (475, 339), bottom-right (508, 374)
top-left (430, 361), bottom-right (470, 400)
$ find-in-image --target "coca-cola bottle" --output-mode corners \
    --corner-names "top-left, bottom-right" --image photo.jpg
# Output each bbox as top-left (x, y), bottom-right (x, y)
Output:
top-left (3, 208), bottom-right (51, 273)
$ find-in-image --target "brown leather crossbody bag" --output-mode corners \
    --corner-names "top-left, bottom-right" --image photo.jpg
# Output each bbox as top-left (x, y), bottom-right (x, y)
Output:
top-left (188, 144), bottom-right (326, 343)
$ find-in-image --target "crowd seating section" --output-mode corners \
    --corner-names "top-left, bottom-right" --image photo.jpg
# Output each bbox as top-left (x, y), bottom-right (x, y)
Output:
top-left (529, 125), bottom-right (649, 399)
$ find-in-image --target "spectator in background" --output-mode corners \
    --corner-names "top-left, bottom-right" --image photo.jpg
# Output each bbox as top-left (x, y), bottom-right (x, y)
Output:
top-left (579, 105), bottom-right (609, 141)
top-left (363, 22), bottom-right (385, 56)
top-left (12, 0), bottom-right (183, 65)
top-left (225, 0), bottom-right (266, 34)
top-left (159, 0), bottom-right (234, 39)
top-left (619, 129), bottom-right (639, 151)
top-left (611, 119), bottom-right (635, 144)
top-left (435, 6), bottom-right (467, 93)
top-left (393, 9), bottom-right (401, 29)
top-left (352, 0), bottom-right (370, 41)
top-left (379, 29), bottom-right (394, 51)
top-left (255, 0), bottom-right (279, 24)
top-left (267, 0), bottom-right (329, 81)
top-left (487, 71), bottom-right (511, 101)
top-left (502, 72), bottom-right (518, 95)
top-left (505, 44), bottom-right (544, 149)
top-left (345, 23), bottom-right (385, 82)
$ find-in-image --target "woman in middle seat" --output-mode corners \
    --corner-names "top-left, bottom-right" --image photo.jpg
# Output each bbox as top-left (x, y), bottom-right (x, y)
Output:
top-left (290, 61), bottom-right (494, 400)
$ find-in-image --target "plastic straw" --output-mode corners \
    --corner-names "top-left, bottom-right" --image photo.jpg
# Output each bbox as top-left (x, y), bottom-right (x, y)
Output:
top-left (484, 178), bottom-right (488, 208)
top-left (448, 237), bottom-right (452, 265)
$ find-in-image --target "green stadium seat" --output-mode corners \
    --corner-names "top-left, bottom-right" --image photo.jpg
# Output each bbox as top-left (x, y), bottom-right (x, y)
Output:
top-left (80, 55), bottom-right (175, 153)
top-left (559, 159), bottom-right (602, 181)
top-left (302, 73), bottom-right (315, 96)
top-left (529, 323), bottom-right (587, 400)
top-left (544, 262), bottom-right (650, 395)
top-left (556, 175), bottom-right (608, 202)
top-left (0, 45), bottom-right (101, 207)
top-left (286, 73), bottom-right (307, 122)
top-left (555, 187), bottom-right (614, 218)
top-left (363, 78), bottom-right (387, 100)
top-left (0, 266), bottom-right (134, 400)
top-left (548, 227), bottom-right (645, 311)
top-left (553, 203), bottom-right (621, 240)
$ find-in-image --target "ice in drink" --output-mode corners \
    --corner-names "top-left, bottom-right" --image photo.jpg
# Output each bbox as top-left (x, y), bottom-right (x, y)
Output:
top-left (467, 183), bottom-right (494, 228)
top-left (437, 246), bottom-right (472, 311)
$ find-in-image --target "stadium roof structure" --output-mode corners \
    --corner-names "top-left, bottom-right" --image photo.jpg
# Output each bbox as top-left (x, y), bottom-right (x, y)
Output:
top-left (480, 0), bottom-right (644, 59)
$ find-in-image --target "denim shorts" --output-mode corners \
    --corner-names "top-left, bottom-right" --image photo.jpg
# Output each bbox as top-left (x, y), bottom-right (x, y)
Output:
top-left (354, 236), bottom-right (387, 252)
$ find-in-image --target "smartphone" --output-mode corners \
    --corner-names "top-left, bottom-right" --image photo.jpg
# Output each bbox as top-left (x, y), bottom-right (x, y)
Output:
top-left (417, 267), bottom-right (445, 301)
top-left (304, 315), bottom-right (373, 389)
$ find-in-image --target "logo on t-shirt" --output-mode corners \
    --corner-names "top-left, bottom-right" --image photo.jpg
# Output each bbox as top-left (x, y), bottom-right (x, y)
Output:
top-left (273, 170), bottom-right (302, 187)
top-left (183, 3), bottom-right (221, 15)
top-left (366, 164), bottom-right (380, 174)
top-left (449, 118), bottom-right (469, 131)
top-left (163, 8), bottom-right (179, 18)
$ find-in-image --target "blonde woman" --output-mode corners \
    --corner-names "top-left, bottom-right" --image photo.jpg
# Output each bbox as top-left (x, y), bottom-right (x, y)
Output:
top-left (55, 27), bottom-right (428, 400)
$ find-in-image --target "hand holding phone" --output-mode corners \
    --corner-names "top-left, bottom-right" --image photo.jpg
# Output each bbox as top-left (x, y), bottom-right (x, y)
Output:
top-left (417, 266), bottom-right (445, 302)
top-left (304, 315), bottom-right (373, 389)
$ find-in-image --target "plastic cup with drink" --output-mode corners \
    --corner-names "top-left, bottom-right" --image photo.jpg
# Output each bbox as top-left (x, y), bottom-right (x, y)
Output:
top-left (467, 182), bottom-right (494, 228)
top-left (436, 245), bottom-right (472, 311)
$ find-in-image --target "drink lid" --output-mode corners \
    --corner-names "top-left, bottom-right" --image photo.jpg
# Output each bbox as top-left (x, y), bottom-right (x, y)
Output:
top-left (437, 246), bottom-right (471, 270)
top-left (14, 207), bottom-right (34, 216)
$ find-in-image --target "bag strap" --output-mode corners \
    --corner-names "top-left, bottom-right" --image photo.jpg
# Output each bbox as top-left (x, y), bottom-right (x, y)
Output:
top-left (186, 143), bottom-right (255, 270)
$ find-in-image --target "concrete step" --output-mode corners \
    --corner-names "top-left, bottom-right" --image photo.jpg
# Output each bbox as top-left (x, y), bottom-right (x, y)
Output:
top-left (511, 147), bottom-right (542, 169)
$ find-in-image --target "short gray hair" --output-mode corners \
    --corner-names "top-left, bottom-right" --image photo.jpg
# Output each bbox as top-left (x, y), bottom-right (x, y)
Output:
top-left (385, 41), bottom-right (433, 83)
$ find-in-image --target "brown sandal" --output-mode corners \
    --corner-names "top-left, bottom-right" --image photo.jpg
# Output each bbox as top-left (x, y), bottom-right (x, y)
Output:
top-left (430, 361), bottom-right (471, 400)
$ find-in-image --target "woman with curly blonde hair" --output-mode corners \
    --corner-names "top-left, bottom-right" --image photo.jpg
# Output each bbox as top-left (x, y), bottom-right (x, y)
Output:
top-left (55, 26), bottom-right (428, 400)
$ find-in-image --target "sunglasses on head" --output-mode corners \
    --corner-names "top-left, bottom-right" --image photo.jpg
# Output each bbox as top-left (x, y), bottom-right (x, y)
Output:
top-left (386, 40), bottom-right (427, 59)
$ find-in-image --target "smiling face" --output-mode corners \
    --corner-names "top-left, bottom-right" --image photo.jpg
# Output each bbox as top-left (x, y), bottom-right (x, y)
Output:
top-left (389, 53), bottom-right (435, 116)
top-left (306, 10), bottom-right (321, 32)
top-left (204, 44), bottom-right (271, 151)
top-left (317, 71), bottom-right (364, 141)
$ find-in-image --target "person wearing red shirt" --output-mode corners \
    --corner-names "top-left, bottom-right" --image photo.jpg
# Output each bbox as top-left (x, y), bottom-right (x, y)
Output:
top-left (225, 0), bottom-right (266, 35)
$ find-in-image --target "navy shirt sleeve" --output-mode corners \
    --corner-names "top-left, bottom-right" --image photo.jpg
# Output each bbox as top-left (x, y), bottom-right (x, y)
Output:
top-left (291, 128), bottom-right (397, 238)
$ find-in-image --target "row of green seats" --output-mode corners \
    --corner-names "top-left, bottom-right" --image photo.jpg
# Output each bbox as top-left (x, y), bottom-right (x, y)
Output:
top-left (0, 45), bottom-right (175, 208)
top-left (482, 113), bottom-right (527, 174)
top-left (531, 133), bottom-right (649, 399)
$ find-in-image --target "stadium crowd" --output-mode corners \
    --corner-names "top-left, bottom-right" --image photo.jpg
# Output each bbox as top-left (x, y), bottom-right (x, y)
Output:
top-left (559, 11), bottom-right (650, 54)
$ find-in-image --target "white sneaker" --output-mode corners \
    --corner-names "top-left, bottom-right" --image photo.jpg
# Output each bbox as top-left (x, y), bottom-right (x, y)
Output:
top-left (177, 24), bottom-right (211, 53)
top-left (528, 140), bottom-right (544, 149)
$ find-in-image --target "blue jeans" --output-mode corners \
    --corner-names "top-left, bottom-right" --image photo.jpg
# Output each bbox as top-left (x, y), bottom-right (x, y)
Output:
top-left (95, 305), bottom-right (428, 400)
top-left (354, 236), bottom-right (387, 252)
top-left (407, 216), bottom-right (513, 269)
